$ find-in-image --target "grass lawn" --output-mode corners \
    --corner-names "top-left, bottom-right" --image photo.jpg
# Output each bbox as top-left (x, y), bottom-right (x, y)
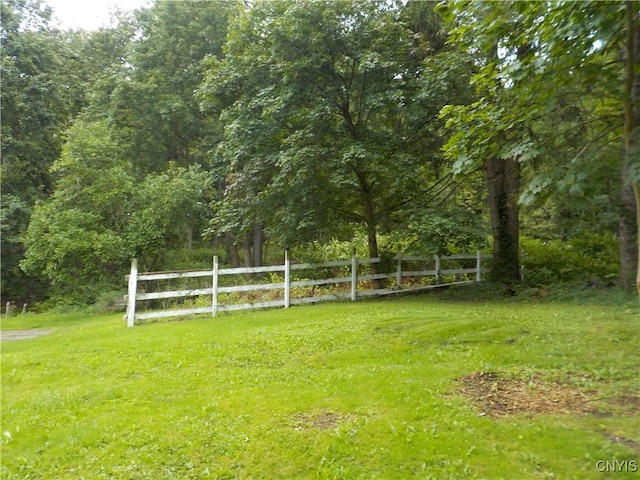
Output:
top-left (1, 291), bottom-right (639, 479)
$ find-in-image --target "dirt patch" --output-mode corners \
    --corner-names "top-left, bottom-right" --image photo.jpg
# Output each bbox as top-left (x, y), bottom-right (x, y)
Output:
top-left (456, 371), bottom-right (599, 418)
top-left (1, 329), bottom-right (53, 342)
top-left (290, 410), bottom-right (354, 431)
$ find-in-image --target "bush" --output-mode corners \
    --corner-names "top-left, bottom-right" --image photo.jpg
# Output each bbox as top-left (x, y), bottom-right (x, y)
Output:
top-left (521, 233), bottom-right (619, 286)
top-left (90, 289), bottom-right (127, 313)
top-left (162, 247), bottom-right (226, 271)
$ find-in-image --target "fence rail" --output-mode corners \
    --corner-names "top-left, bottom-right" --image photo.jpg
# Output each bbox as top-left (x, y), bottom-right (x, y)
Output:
top-left (125, 251), bottom-right (488, 326)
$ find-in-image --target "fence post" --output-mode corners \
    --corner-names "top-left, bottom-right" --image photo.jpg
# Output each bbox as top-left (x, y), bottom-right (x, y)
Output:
top-left (284, 249), bottom-right (290, 308)
top-left (476, 250), bottom-right (482, 282)
top-left (212, 255), bottom-right (219, 316)
top-left (396, 251), bottom-right (402, 288)
top-left (126, 258), bottom-right (138, 327)
top-left (351, 248), bottom-right (358, 301)
top-left (434, 254), bottom-right (440, 284)
top-left (5, 302), bottom-right (10, 317)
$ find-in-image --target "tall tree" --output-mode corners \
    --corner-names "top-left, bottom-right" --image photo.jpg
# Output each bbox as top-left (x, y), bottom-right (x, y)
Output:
top-left (20, 119), bottom-right (135, 303)
top-left (1, 0), bottom-right (72, 302)
top-left (21, 118), bottom-right (214, 302)
top-left (107, 0), bottom-right (236, 175)
top-left (1, 0), bottom-right (140, 304)
top-left (622, 1), bottom-right (640, 294)
top-left (441, 0), bottom-right (639, 290)
top-left (1, 0), bottom-right (63, 201)
top-left (5, 0), bottom-right (236, 304)
top-left (201, 0), bottom-right (470, 268)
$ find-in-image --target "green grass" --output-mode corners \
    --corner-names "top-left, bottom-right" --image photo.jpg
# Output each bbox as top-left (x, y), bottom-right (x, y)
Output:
top-left (1, 293), bottom-right (639, 479)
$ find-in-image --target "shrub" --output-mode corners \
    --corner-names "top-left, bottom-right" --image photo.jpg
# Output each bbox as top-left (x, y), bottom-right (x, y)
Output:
top-left (162, 247), bottom-right (227, 271)
top-left (521, 233), bottom-right (618, 286)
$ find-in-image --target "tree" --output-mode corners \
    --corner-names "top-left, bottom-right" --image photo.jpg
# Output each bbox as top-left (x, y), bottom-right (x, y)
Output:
top-left (106, 0), bottom-right (236, 175)
top-left (5, 0), bottom-right (241, 304)
top-left (21, 119), bottom-right (134, 302)
top-left (125, 164), bottom-right (214, 271)
top-left (59, 14), bottom-right (137, 115)
top-left (0, 0), bottom-right (144, 304)
top-left (441, 1), bottom-right (639, 290)
top-left (21, 118), bottom-right (214, 302)
top-left (201, 0), bottom-right (472, 270)
top-left (622, 1), bottom-right (640, 295)
top-left (1, 0), bottom-right (74, 303)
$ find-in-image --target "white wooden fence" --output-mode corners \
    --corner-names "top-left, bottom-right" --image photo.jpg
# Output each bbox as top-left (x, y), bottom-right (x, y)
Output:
top-left (125, 251), bottom-right (487, 326)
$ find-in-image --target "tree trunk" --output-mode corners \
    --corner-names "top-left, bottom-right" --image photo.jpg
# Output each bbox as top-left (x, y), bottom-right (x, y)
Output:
top-left (486, 156), bottom-right (521, 283)
top-left (481, 43), bottom-right (521, 284)
top-left (252, 223), bottom-right (263, 267)
top-left (351, 161), bottom-right (382, 287)
top-left (184, 225), bottom-right (193, 251)
top-left (361, 181), bottom-right (382, 288)
top-left (623, 1), bottom-right (640, 295)
top-left (633, 183), bottom-right (640, 296)
top-left (225, 233), bottom-right (241, 268)
top-left (620, 162), bottom-right (638, 290)
top-left (243, 232), bottom-right (252, 268)
top-left (363, 194), bottom-right (379, 261)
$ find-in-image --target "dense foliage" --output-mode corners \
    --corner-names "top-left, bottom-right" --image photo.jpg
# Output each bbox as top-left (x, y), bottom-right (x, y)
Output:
top-left (1, 0), bottom-right (636, 307)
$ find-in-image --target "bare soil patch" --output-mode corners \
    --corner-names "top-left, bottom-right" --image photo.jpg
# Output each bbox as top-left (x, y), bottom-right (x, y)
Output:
top-left (457, 371), bottom-right (599, 418)
top-left (290, 410), bottom-right (355, 431)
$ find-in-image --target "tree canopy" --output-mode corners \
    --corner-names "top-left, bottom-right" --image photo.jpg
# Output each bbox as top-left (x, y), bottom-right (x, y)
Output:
top-left (440, 0), bottom-right (639, 290)
top-left (2, 0), bottom-right (635, 306)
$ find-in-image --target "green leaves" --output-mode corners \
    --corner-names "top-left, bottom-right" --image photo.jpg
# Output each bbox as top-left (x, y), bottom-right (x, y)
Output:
top-left (397, 208), bottom-right (488, 256)
top-left (104, 0), bottom-right (235, 173)
top-left (441, 0), bottom-right (630, 206)
top-left (21, 204), bottom-right (128, 289)
top-left (203, 0), bottom-right (470, 254)
top-left (498, 140), bottom-right (539, 163)
top-left (125, 165), bottom-right (213, 268)
top-left (21, 115), bottom-right (214, 299)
